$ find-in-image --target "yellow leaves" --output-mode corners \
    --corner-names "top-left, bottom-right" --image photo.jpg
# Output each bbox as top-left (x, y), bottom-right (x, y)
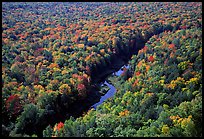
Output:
top-left (162, 125), bottom-right (170, 134)
top-left (70, 78), bottom-right (76, 86)
top-left (119, 109), bottom-right (130, 117)
top-left (167, 77), bottom-right (185, 89)
top-left (112, 37), bottom-right (118, 47)
top-left (178, 61), bottom-right (189, 70)
top-left (59, 84), bottom-right (71, 95)
top-left (186, 77), bottom-right (199, 85)
top-left (48, 63), bottom-right (59, 69)
top-left (61, 69), bottom-right (69, 75)
top-left (176, 77), bottom-right (185, 83)
top-left (163, 104), bottom-right (169, 110)
top-left (159, 80), bottom-right (165, 86)
top-left (167, 82), bottom-right (176, 89)
top-left (86, 46), bottom-right (93, 51)
top-left (199, 47), bottom-right (202, 55)
top-left (127, 77), bottom-right (135, 85)
top-left (170, 115), bottom-right (193, 128)
top-left (103, 102), bottom-right (111, 111)
top-left (53, 67), bottom-right (61, 72)
top-left (170, 115), bottom-right (180, 120)
top-left (34, 85), bottom-right (45, 91)
top-left (182, 88), bottom-right (188, 92)
top-left (79, 57), bottom-right (83, 61)
top-left (17, 85), bottom-right (25, 92)
top-left (134, 92), bottom-right (139, 96)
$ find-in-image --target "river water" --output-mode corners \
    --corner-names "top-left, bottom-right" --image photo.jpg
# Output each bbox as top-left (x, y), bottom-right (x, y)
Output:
top-left (90, 64), bottom-right (129, 109)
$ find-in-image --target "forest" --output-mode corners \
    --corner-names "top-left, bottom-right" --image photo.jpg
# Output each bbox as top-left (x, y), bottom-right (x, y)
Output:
top-left (2, 2), bottom-right (202, 137)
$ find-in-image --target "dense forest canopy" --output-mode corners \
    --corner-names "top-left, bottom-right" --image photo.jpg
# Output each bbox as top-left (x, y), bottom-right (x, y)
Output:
top-left (2, 2), bottom-right (202, 137)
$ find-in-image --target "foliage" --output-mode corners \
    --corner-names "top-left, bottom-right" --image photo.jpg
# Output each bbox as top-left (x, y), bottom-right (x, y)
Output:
top-left (2, 2), bottom-right (202, 137)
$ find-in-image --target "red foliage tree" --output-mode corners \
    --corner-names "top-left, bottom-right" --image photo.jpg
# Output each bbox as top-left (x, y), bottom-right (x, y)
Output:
top-left (78, 76), bottom-right (89, 86)
top-left (5, 94), bottom-right (22, 116)
top-left (77, 83), bottom-right (86, 93)
top-left (54, 122), bottom-right (64, 131)
top-left (143, 46), bottom-right (148, 53)
top-left (77, 83), bottom-right (87, 98)
top-left (135, 71), bottom-right (141, 76)
top-left (164, 58), bottom-right (168, 65)
top-left (85, 65), bottom-right (91, 76)
top-left (148, 56), bottom-right (154, 62)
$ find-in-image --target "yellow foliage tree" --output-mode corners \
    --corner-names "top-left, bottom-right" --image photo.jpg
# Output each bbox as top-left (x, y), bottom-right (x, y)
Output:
top-left (59, 84), bottom-right (72, 95)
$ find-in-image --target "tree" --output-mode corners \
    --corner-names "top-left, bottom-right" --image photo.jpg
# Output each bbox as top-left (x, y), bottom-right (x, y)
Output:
top-left (5, 94), bottom-right (22, 118)
top-left (59, 84), bottom-right (72, 95)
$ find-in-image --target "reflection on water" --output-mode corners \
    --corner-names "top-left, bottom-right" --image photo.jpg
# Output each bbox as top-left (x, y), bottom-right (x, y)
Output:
top-left (91, 81), bottom-right (116, 109)
top-left (114, 65), bottom-right (130, 76)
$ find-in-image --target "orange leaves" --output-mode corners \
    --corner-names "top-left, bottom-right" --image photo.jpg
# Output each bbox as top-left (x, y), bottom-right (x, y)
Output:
top-left (146, 92), bottom-right (154, 97)
top-left (170, 115), bottom-right (181, 121)
top-left (61, 69), bottom-right (69, 75)
top-left (170, 115), bottom-right (193, 128)
top-left (85, 55), bottom-right (91, 62)
top-left (34, 85), bottom-right (44, 91)
top-left (168, 43), bottom-right (175, 49)
top-left (48, 63), bottom-right (59, 69)
top-left (119, 109), bottom-right (130, 117)
top-left (100, 49), bottom-right (105, 55)
top-left (88, 36), bottom-right (94, 42)
top-left (78, 75), bottom-right (89, 85)
top-left (103, 26), bottom-right (109, 31)
top-left (137, 60), bottom-right (143, 68)
top-left (72, 74), bottom-right (79, 79)
top-left (132, 79), bottom-right (139, 87)
top-left (50, 79), bottom-right (59, 85)
top-left (170, 52), bottom-right (175, 58)
top-left (146, 65), bottom-right (150, 72)
top-left (169, 43), bottom-right (177, 55)
top-left (56, 24), bottom-right (66, 31)
top-left (78, 43), bottom-right (84, 49)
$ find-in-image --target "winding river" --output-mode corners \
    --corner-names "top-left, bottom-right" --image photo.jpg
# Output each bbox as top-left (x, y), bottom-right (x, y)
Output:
top-left (90, 64), bottom-right (130, 109)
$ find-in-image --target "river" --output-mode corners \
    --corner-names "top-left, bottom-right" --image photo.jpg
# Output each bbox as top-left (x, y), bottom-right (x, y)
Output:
top-left (90, 64), bottom-right (130, 109)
